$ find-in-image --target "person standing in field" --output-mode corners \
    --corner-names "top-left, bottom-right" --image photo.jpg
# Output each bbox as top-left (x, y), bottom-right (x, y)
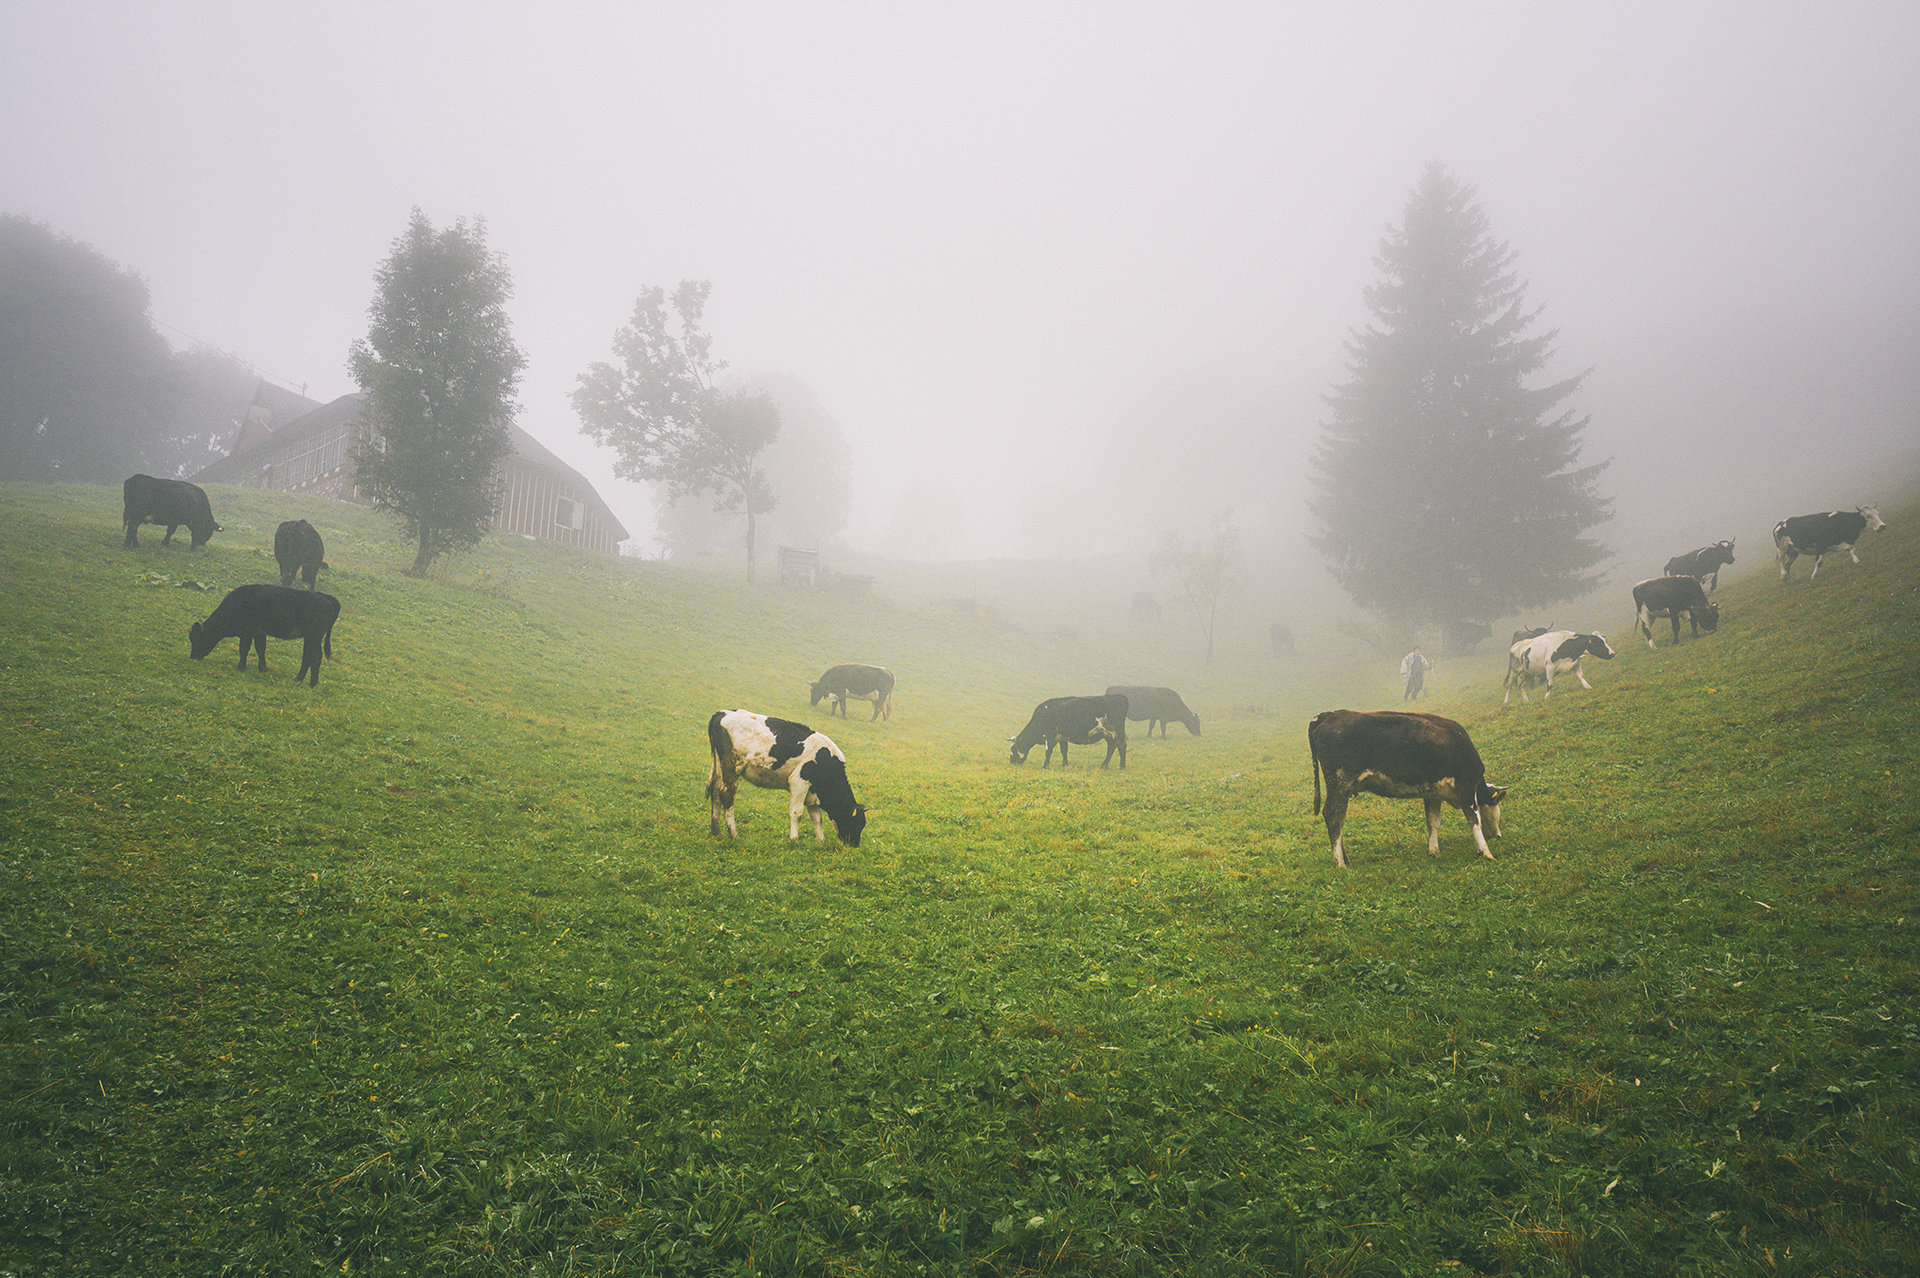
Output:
top-left (1400, 649), bottom-right (1432, 701)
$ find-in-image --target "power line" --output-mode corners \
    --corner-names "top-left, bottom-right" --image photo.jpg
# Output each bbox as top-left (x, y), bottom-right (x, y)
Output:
top-left (151, 317), bottom-right (312, 398)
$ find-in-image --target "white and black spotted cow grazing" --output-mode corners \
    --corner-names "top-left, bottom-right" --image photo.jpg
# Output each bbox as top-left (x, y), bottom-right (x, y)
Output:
top-left (1008, 694), bottom-right (1128, 769)
top-left (1503, 630), bottom-right (1615, 704)
top-left (1632, 575), bottom-right (1720, 649)
top-left (1308, 709), bottom-right (1507, 868)
top-left (1773, 507), bottom-right (1887, 581)
top-left (1664, 540), bottom-right (1735, 593)
top-left (706, 710), bottom-right (868, 846)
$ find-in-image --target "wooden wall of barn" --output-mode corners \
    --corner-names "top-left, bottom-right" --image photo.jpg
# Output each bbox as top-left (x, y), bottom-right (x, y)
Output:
top-left (491, 458), bottom-right (624, 556)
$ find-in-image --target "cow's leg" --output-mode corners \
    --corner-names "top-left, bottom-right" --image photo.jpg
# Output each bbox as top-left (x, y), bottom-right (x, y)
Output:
top-left (298, 636), bottom-right (321, 686)
top-left (162, 525), bottom-right (177, 546)
top-left (1847, 545), bottom-right (1862, 564)
top-left (236, 636), bottom-right (254, 671)
top-left (869, 694), bottom-right (882, 722)
top-left (1576, 664), bottom-right (1593, 690)
top-left (1425, 798), bottom-right (1444, 856)
top-left (1469, 807), bottom-right (1495, 859)
top-left (1670, 612), bottom-right (1683, 645)
top-left (1323, 789), bottom-right (1351, 868)
top-left (123, 520), bottom-right (138, 548)
top-left (707, 757), bottom-right (738, 839)
top-left (1638, 605), bottom-right (1654, 649)
top-left (1810, 552), bottom-right (1824, 579)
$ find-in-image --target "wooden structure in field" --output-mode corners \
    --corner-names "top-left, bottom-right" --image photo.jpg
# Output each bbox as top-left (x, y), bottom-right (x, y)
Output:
top-left (194, 390), bottom-right (629, 555)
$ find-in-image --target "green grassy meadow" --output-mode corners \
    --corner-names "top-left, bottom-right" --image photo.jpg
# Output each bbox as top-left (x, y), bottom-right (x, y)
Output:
top-left (2, 480), bottom-right (1916, 1276)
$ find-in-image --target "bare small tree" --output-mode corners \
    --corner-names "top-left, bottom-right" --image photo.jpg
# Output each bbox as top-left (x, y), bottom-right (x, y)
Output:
top-left (571, 281), bottom-right (780, 581)
top-left (1151, 520), bottom-right (1242, 666)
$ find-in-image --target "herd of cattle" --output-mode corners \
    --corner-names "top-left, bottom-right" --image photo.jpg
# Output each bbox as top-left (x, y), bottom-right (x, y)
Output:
top-left (124, 475), bottom-right (342, 685)
top-left (123, 474), bottom-right (1889, 866)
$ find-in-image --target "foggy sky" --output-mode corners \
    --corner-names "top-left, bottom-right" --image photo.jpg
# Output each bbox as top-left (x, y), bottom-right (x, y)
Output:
top-left (6, 2), bottom-right (1917, 562)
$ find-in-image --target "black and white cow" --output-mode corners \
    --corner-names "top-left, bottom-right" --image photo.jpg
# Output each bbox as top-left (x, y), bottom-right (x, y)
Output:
top-left (706, 710), bottom-right (868, 846)
top-left (1664, 540), bottom-right (1735, 592)
top-left (189, 584), bottom-right (341, 686)
top-left (123, 474), bottom-right (221, 549)
top-left (1773, 507), bottom-right (1887, 581)
top-left (1308, 709), bottom-right (1507, 868)
top-left (275, 519), bottom-right (328, 589)
top-left (809, 663), bottom-right (895, 721)
top-left (1008, 694), bottom-right (1128, 769)
top-left (1632, 575), bottom-right (1720, 649)
top-left (1105, 685), bottom-right (1199, 738)
top-left (1503, 630), bottom-right (1615, 704)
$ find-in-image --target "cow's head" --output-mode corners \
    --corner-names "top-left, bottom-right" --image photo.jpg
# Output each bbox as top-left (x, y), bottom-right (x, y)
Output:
top-left (808, 681), bottom-right (827, 706)
top-left (1477, 783), bottom-right (1509, 837)
top-left (1183, 712), bottom-right (1202, 737)
top-left (1582, 633), bottom-right (1616, 660)
top-left (1008, 738), bottom-right (1032, 765)
top-left (1698, 602), bottom-right (1721, 633)
top-left (1860, 505), bottom-right (1887, 532)
top-left (1717, 539), bottom-right (1735, 561)
top-left (188, 621), bottom-right (216, 660)
top-left (831, 802), bottom-right (868, 848)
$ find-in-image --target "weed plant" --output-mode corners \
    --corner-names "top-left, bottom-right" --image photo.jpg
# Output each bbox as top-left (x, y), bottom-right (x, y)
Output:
top-left (2, 480), bottom-right (1916, 1275)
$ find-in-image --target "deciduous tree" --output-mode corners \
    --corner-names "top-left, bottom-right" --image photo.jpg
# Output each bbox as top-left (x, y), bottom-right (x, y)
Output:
top-left (1151, 519), bottom-right (1242, 666)
top-left (572, 282), bottom-right (780, 580)
top-left (1310, 164), bottom-right (1610, 643)
top-left (349, 210), bottom-right (524, 576)
top-left (0, 214), bottom-right (176, 481)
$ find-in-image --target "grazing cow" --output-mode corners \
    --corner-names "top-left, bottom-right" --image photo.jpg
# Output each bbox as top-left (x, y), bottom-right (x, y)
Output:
top-left (123, 474), bottom-right (220, 549)
top-left (809, 663), bottom-right (895, 721)
top-left (1269, 623), bottom-right (1295, 655)
top-left (706, 710), bottom-right (868, 846)
top-left (1773, 507), bottom-right (1887, 581)
top-left (274, 519), bottom-right (328, 589)
top-left (1503, 630), bottom-right (1615, 704)
top-left (1632, 575), bottom-right (1720, 649)
top-left (1308, 709), bottom-right (1507, 868)
top-left (1008, 694), bottom-right (1128, 769)
top-left (1510, 625), bottom-right (1552, 646)
top-left (189, 584), bottom-right (341, 686)
top-left (1105, 685), bottom-right (1199, 738)
top-left (1664, 540), bottom-right (1735, 592)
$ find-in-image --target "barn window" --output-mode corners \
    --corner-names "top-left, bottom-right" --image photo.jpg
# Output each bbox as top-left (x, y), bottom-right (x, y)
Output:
top-left (555, 496), bottom-right (584, 530)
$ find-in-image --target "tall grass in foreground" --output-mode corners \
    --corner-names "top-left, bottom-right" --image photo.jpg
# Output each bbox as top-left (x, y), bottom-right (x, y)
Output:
top-left (2, 480), bottom-right (1916, 1276)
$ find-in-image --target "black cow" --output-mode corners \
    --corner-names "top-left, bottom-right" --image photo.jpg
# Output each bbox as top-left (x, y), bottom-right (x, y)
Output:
top-left (123, 474), bottom-right (221, 549)
top-left (1773, 507), bottom-right (1887, 581)
top-left (808, 663), bottom-right (895, 721)
top-left (1510, 625), bottom-right (1552, 646)
top-left (1632, 575), bottom-right (1720, 649)
top-left (1664, 540), bottom-right (1735, 592)
top-left (1105, 685), bottom-right (1199, 738)
top-left (707, 709), bottom-right (868, 846)
top-left (1308, 709), bottom-right (1507, 868)
top-left (189, 584), bottom-right (340, 686)
top-left (1008, 694), bottom-right (1128, 769)
top-left (275, 519), bottom-right (328, 589)
top-left (1446, 619), bottom-right (1493, 652)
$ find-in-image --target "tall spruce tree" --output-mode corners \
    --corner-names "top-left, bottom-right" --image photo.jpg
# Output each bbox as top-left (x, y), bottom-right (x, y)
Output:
top-left (1310, 164), bottom-right (1610, 644)
top-left (350, 210), bottom-right (524, 576)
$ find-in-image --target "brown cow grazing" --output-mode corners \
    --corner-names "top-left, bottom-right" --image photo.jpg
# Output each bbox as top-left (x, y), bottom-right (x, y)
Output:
top-left (1308, 709), bottom-right (1507, 868)
top-left (275, 519), bottom-right (328, 589)
top-left (189, 584), bottom-right (340, 687)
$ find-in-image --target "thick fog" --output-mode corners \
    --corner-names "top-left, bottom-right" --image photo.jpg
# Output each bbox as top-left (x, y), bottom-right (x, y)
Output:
top-left (6, 2), bottom-right (1917, 574)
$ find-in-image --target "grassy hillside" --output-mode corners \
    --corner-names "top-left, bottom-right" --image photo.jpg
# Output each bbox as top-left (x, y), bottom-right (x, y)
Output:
top-left (2, 480), bottom-right (1915, 1276)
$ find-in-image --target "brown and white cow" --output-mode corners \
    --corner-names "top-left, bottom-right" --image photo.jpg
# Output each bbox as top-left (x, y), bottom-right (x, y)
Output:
top-left (1308, 709), bottom-right (1507, 868)
top-left (707, 710), bottom-right (868, 846)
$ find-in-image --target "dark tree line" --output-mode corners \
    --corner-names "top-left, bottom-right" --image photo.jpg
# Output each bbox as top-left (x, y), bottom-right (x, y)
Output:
top-left (0, 214), bottom-right (256, 482)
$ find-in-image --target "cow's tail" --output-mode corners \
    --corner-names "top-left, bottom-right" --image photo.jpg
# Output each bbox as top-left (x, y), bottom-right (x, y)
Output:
top-left (1309, 721), bottom-right (1323, 816)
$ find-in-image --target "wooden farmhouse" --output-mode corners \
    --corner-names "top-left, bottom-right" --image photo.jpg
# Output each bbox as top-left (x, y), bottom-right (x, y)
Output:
top-left (194, 389), bottom-right (630, 555)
